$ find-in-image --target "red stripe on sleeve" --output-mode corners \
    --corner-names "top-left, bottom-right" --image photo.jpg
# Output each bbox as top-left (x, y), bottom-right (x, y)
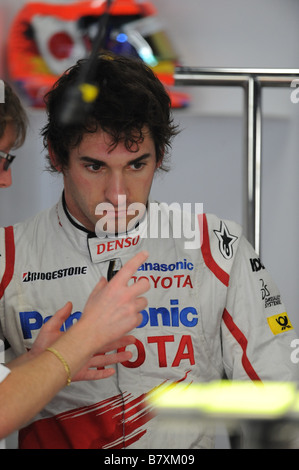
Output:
top-left (222, 309), bottom-right (261, 381)
top-left (0, 226), bottom-right (15, 299)
top-left (199, 214), bottom-right (230, 287)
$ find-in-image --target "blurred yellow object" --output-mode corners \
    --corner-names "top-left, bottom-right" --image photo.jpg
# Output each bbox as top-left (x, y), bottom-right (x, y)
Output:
top-left (149, 380), bottom-right (299, 420)
top-left (79, 83), bottom-right (99, 103)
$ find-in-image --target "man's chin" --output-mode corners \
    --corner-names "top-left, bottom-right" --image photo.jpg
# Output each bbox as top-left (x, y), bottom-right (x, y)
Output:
top-left (94, 217), bottom-right (135, 237)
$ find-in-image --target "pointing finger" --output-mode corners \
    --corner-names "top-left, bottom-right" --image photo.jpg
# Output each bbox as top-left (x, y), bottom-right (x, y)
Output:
top-left (128, 277), bottom-right (150, 297)
top-left (110, 250), bottom-right (149, 286)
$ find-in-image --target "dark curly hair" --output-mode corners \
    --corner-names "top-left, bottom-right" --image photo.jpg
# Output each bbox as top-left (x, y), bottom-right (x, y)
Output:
top-left (41, 52), bottom-right (179, 172)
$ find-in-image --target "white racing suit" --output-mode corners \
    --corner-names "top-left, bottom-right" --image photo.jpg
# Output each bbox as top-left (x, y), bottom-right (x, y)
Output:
top-left (0, 194), bottom-right (298, 449)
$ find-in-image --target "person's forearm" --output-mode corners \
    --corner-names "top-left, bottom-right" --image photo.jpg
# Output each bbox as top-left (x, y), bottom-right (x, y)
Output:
top-left (6, 351), bottom-right (33, 369)
top-left (0, 321), bottom-right (96, 439)
top-left (0, 251), bottom-right (148, 439)
top-left (0, 350), bottom-right (69, 439)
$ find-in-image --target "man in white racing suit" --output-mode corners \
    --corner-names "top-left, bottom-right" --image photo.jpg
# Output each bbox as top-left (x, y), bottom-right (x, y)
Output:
top-left (0, 53), bottom-right (298, 449)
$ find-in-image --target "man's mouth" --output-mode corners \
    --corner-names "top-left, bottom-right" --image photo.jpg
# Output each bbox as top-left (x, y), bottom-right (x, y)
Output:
top-left (105, 210), bottom-right (127, 218)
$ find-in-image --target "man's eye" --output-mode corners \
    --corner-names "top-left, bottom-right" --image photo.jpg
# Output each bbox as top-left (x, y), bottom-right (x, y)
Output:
top-left (87, 163), bottom-right (103, 172)
top-left (130, 162), bottom-right (145, 170)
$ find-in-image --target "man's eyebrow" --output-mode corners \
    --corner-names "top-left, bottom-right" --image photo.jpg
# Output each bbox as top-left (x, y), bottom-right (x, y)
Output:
top-left (78, 153), bottom-right (152, 165)
top-left (79, 156), bottom-right (105, 165)
top-left (127, 153), bottom-right (151, 165)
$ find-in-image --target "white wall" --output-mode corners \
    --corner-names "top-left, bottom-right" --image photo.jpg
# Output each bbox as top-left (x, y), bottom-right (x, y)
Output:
top-left (1, 0), bottom-right (299, 449)
top-left (151, 0), bottom-right (299, 336)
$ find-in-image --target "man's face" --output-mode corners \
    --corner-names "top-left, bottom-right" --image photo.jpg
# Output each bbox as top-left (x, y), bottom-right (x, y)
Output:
top-left (0, 121), bottom-right (16, 188)
top-left (62, 127), bottom-right (159, 234)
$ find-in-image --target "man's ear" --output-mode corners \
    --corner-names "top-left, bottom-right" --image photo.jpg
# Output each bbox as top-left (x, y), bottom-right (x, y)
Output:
top-left (156, 154), bottom-right (164, 170)
top-left (48, 140), bottom-right (62, 172)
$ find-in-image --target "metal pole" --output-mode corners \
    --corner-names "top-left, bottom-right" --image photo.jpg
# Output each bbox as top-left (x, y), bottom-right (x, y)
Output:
top-left (174, 67), bottom-right (299, 253)
top-left (244, 77), bottom-right (262, 253)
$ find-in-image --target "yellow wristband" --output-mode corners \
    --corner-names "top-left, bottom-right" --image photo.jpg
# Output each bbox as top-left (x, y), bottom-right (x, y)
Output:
top-left (46, 347), bottom-right (71, 386)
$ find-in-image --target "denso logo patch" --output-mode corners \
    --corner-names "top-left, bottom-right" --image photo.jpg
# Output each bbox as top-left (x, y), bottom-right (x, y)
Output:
top-left (22, 266), bottom-right (87, 282)
top-left (96, 236), bottom-right (140, 255)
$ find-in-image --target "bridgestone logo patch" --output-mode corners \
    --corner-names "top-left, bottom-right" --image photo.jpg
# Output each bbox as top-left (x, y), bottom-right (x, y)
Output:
top-left (22, 266), bottom-right (87, 282)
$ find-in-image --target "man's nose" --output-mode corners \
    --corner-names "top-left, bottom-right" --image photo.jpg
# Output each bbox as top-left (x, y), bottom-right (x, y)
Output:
top-left (104, 172), bottom-right (127, 206)
top-left (0, 169), bottom-right (12, 188)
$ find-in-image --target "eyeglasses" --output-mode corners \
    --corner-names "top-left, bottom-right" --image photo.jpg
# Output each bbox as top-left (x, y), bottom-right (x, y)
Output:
top-left (0, 151), bottom-right (16, 171)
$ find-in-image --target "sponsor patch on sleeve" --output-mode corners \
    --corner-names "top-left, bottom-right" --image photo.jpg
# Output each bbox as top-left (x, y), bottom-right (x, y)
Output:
top-left (267, 313), bottom-right (293, 335)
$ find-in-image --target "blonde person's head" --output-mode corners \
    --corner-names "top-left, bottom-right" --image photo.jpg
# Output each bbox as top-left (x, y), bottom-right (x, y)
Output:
top-left (0, 81), bottom-right (28, 149)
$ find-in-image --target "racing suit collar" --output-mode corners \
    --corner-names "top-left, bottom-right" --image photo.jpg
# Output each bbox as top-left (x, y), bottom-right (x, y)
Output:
top-left (87, 208), bottom-right (148, 264)
top-left (61, 191), bottom-right (96, 237)
top-left (58, 191), bottom-right (148, 264)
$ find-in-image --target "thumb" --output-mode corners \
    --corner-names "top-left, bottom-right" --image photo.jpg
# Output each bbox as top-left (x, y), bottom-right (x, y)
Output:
top-left (51, 301), bottom-right (73, 328)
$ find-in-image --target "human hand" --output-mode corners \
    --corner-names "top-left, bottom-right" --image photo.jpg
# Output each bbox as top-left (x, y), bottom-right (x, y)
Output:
top-left (81, 250), bottom-right (150, 351)
top-left (29, 251), bottom-right (149, 376)
top-left (71, 335), bottom-right (136, 381)
top-left (29, 304), bottom-right (137, 380)
top-left (29, 301), bottom-right (73, 358)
